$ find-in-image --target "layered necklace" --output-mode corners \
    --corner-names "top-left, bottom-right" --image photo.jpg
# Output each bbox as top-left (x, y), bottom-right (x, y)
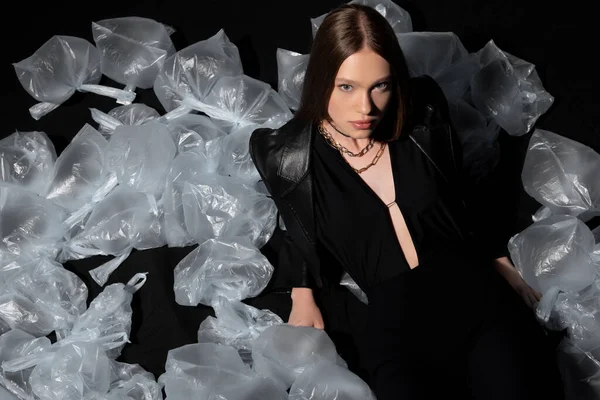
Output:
top-left (317, 122), bottom-right (386, 174)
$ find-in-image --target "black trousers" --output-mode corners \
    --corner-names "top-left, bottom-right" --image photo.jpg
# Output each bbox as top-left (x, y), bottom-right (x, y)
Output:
top-left (365, 254), bottom-right (566, 400)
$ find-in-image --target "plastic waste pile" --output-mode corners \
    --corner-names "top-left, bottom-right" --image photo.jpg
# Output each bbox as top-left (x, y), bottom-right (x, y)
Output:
top-left (2, 0), bottom-right (597, 399)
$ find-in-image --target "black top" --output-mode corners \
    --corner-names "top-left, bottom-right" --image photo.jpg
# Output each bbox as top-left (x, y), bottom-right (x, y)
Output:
top-left (312, 131), bottom-right (477, 292)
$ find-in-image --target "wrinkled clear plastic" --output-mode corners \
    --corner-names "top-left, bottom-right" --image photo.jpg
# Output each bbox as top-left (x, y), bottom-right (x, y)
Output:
top-left (0, 131), bottom-right (56, 195)
top-left (66, 273), bottom-right (147, 358)
top-left (168, 114), bottom-right (228, 156)
top-left (556, 338), bottom-right (600, 400)
top-left (0, 293), bottom-right (56, 337)
top-left (218, 125), bottom-right (262, 183)
top-left (311, 0), bottom-right (412, 36)
top-left (92, 17), bottom-right (176, 93)
top-left (251, 325), bottom-right (347, 391)
top-left (179, 74), bottom-right (293, 131)
top-left (154, 29), bottom-right (243, 115)
top-left (289, 359), bottom-right (376, 400)
top-left (276, 49), bottom-right (308, 111)
top-left (0, 329), bottom-right (52, 399)
top-left (180, 174), bottom-right (277, 247)
top-left (470, 40), bottom-right (554, 136)
top-left (105, 122), bottom-right (177, 196)
top-left (522, 129), bottom-right (600, 221)
top-left (1, 185), bottom-right (67, 264)
top-left (508, 215), bottom-right (597, 322)
top-left (158, 342), bottom-right (287, 400)
top-left (90, 103), bottom-right (161, 134)
top-left (173, 238), bottom-right (274, 307)
top-left (197, 296), bottom-right (283, 365)
top-left (44, 124), bottom-right (113, 213)
top-left (62, 187), bottom-right (162, 285)
top-left (0, 258), bottom-right (88, 334)
top-left (13, 35), bottom-right (135, 119)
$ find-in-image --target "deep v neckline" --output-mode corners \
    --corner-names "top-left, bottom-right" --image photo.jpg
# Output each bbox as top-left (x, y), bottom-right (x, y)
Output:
top-left (318, 134), bottom-right (421, 268)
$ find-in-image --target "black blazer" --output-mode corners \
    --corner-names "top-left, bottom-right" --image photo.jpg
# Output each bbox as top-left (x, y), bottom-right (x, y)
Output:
top-left (249, 75), bottom-right (475, 289)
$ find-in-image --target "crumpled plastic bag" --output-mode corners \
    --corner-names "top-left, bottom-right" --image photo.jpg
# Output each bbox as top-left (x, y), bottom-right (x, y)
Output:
top-left (13, 35), bottom-right (135, 120)
top-left (63, 273), bottom-right (147, 359)
top-left (44, 123), bottom-right (117, 217)
top-left (154, 28), bottom-right (244, 118)
top-left (158, 342), bottom-right (287, 400)
top-left (251, 325), bottom-right (348, 391)
top-left (92, 17), bottom-right (176, 96)
top-left (470, 39), bottom-right (554, 136)
top-left (173, 238), bottom-right (274, 307)
top-left (178, 74), bottom-right (293, 131)
top-left (289, 359), bottom-right (376, 400)
top-left (0, 130), bottom-right (56, 195)
top-left (217, 125), bottom-right (262, 184)
top-left (522, 129), bottom-right (600, 222)
top-left (197, 296), bottom-right (284, 365)
top-left (168, 114), bottom-right (228, 156)
top-left (508, 215), bottom-right (597, 322)
top-left (90, 104), bottom-right (161, 134)
top-left (0, 329), bottom-right (52, 399)
top-left (105, 121), bottom-right (177, 196)
top-left (1, 185), bottom-right (67, 265)
top-left (0, 257), bottom-right (88, 336)
top-left (276, 49), bottom-right (309, 111)
top-left (61, 187), bottom-right (162, 286)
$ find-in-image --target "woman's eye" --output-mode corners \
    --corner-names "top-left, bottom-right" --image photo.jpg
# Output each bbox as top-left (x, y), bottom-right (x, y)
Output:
top-left (339, 84), bottom-right (352, 92)
top-left (374, 82), bottom-right (389, 90)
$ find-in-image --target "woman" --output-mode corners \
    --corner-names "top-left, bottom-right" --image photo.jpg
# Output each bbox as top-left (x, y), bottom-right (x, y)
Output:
top-left (250, 4), bottom-right (565, 399)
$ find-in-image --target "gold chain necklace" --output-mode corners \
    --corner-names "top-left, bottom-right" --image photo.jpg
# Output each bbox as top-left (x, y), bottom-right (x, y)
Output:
top-left (318, 123), bottom-right (374, 157)
top-left (318, 124), bottom-right (387, 174)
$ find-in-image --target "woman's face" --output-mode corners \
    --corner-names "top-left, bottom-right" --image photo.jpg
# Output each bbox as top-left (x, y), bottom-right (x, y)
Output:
top-left (327, 47), bottom-right (392, 139)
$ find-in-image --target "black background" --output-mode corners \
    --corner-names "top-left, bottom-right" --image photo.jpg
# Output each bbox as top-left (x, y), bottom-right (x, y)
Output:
top-left (1, 0), bottom-right (598, 379)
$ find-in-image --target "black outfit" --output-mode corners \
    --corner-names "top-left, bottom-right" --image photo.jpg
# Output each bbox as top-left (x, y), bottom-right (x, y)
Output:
top-left (249, 76), bottom-right (565, 399)
top-left (312, 130), bottom-right (565, 399)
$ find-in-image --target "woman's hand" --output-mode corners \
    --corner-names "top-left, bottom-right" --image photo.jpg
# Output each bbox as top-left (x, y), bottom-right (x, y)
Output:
top-left (288, 288), bottom-right (325, 329)
top-left (493, 257), bottom-right (542, 309)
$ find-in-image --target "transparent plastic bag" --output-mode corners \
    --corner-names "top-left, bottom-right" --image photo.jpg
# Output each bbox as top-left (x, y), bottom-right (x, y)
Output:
top-left (289, 359), bottom-right (376, 400)
top-left (158, 342), bottom-right (287, 400)
top-left (0, 293), bottom-right (56, 337)
top-left (13, 35), bottom-right (135, 119)
top-left (168, 114), bottom-right (228, 156)
top-left (522, 129), bottom-right (600, 221)
top-left (0, 131), bottom-right (56, 195)
top-left (63, 187), bottom-right (162, 285)
top-left (92, 17), bottom-right (176, 95)
top-left (251, 325), bottom-right (347, 391)
top-left (180, 174), bottom-right (277, 248)
top-left (28, 341), bottom-right (111, 400)
top-left (173, 238), bottom-right (274, 307)
top-left (0, 329), bottom-right (52, 400)
top-left (1, 185), bottom-right (67, 264)
top-left (508, 215), bottom-right (597, 322)
top-left (470, 40), bottom-right (554, 136)
top-left (154, 28), bottom-right (243, 117)
top-left (197, 296), bottom-right (284, 365)
top-left (105, 122), bottom-right (177, 196)
top-left (66, 273), bottom-right (147, 358)
top-left (44, 123), bottom-right (115, 213)
top-left (178, 74), bottom-right (293, 131)
top-left (339, 272), bottom-right (368, 304)
top-left (90, 104), bottom-right (161, 134)
top-left (276, 49), bottom-right (309, 111)
top-left (218, 125), bottom-right (262, 183)
top-left (0, 258), bottom-right (88, 334)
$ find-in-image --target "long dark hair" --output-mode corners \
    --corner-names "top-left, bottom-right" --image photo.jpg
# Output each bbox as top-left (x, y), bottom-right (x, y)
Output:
top-left (294, 4), bottom-right (411, 141)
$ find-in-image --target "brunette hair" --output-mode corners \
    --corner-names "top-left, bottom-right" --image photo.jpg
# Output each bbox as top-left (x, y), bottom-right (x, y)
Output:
top-left (294, 4), bottom-right (411, 141)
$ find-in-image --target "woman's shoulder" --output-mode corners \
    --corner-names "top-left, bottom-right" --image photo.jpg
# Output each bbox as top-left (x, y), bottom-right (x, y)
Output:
top-left (249, 117), bottom-right (313, 181)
